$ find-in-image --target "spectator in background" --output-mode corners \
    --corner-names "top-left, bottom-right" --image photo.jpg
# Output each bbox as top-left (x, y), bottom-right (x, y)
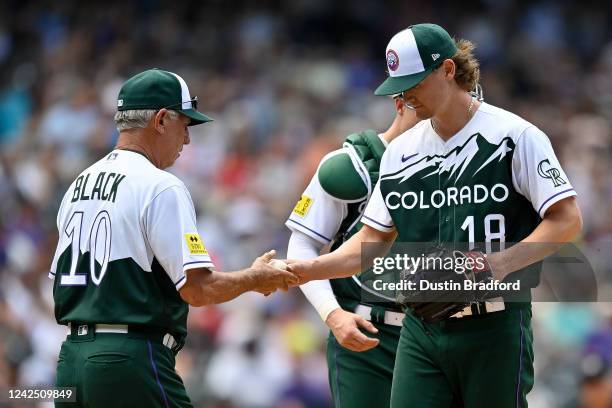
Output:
top-left (0, 1), bottom-right (611, 406)
top-left (579, 354), bottom-right (612, 408)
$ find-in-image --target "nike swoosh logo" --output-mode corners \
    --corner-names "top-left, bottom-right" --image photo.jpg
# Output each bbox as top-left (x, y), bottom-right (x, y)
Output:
top-left (401, 153), bottom-right (418, 163)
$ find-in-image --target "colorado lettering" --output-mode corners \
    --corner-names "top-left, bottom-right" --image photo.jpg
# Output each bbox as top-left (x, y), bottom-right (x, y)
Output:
top-left (71, 172), bottom-right (126, 203)
top-left (385, 183), bottom-right (509, 210)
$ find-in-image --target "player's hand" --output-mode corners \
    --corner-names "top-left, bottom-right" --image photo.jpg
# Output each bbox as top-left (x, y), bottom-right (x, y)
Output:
top-left (250, 250), bottom-right (299, 295)
top-left (325, 308), bottom-right (379, 352)
top-left (284, 259), bottom-right (313, 285)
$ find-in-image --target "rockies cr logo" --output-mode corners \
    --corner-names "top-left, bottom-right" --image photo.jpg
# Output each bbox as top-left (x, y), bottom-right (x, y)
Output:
top-left (537, 159), bottom-right (566, 187)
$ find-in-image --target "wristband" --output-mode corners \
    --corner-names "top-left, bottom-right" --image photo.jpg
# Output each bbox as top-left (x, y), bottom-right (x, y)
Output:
top-left (319, 299), bottom-right (342, 322)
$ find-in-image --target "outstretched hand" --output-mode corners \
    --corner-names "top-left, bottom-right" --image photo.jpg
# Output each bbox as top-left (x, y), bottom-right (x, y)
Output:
top-left (283, 259), bottom-right (313, 285)
top-left (250, 250), bottom-right (299, 295)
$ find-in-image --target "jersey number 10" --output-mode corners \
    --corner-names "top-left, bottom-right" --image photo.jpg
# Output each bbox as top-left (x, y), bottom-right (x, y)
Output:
top-left (59, 211), bottom-right (112, 286)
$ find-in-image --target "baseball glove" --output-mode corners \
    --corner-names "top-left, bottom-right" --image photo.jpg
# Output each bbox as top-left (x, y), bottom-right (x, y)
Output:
top-left (396, 246), bottom-right (494, 323)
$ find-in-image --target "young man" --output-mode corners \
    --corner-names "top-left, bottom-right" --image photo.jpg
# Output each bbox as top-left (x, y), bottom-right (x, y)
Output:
top-left (50, 69), bottom-right (298, 407)
top-left (286, 97), bottom-right (419, 407)
top-left (287, 24), bottom-right (582, 407)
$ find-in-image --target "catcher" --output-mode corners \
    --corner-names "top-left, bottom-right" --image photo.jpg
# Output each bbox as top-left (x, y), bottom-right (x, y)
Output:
top-left (286, 94), bottom-right (419, 408)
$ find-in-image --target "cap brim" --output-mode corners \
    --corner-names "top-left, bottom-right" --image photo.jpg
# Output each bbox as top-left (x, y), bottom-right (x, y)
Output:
top-left (374, 68), bottom-right (433, 96)
top-left (180, 108), bottom-right (214, 126)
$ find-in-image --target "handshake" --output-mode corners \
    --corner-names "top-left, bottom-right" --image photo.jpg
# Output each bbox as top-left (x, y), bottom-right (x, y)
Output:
top-left (249, 250), bottom-right (305, 295)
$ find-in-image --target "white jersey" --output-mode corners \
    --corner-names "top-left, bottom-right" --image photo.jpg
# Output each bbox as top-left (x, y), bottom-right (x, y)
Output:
top-left (286, 132), bottom-right (398, 308)
top-left (285, 150), bottom-right (354, 246)
top-left (49, 149), bottom-right (213, 333)
top-left (363, 102), bottom-right (576, 243)
top-left (286, 134), bottom-right (388, 246)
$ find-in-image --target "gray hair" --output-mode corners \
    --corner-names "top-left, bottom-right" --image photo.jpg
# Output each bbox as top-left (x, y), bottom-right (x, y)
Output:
top-left (114, 109), bottom-right (179, 132)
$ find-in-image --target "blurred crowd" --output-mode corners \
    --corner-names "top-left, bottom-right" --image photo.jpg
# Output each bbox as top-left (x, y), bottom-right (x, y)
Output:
top-left (0, 1), bottom-right (611, 407)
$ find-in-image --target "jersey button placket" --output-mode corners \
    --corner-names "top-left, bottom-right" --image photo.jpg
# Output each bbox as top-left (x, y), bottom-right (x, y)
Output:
top-left (439, 175), bottom-right (453, 243)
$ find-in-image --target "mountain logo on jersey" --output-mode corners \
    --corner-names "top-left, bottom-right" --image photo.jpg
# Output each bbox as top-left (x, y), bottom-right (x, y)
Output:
top-left (383, 134), bottom-right (513, 184)
top-left (381, 134), bottom-right (515, 210)
top-left (537, 159), bottom-right (566, 187)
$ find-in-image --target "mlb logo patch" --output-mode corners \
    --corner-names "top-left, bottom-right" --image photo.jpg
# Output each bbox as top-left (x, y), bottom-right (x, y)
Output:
top-left (77, 325), bottom-right (88, 336)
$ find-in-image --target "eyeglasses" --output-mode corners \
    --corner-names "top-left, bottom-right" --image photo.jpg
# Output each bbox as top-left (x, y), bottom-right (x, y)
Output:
top-left (163, 96), bottom-right (198, 111)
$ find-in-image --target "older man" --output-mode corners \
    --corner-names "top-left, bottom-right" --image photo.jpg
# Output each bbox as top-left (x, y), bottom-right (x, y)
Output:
top-left (50, 69), bottom-right (297, 407)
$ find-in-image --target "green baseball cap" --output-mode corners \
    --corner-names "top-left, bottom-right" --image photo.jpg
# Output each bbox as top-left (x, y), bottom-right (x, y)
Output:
top-left (375, 24), bottom-right (457, 96)
top-left (117, 68), bottom-right (213, 126)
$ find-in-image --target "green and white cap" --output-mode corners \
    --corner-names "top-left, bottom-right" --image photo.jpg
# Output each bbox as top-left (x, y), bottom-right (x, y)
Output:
top-left (117, 68), bottom-right (213, 126)
top-left (375, 23), bottom-right (457, 96)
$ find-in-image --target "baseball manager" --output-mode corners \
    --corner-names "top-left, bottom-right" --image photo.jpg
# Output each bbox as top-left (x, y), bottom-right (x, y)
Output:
top-left (49, 69), bottom-right (298, 407)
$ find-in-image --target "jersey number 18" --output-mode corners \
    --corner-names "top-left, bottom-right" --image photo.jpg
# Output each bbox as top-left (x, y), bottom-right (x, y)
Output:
top-left (460, 214), bottom-right (505, 252)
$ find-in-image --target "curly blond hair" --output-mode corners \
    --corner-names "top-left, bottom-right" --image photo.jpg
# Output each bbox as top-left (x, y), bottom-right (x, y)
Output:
top-left (452, 39), bottom-right (480, 92)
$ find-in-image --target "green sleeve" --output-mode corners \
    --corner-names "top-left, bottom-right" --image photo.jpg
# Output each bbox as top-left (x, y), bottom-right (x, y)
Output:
top-left (317, 152), bottom-right (368, 201)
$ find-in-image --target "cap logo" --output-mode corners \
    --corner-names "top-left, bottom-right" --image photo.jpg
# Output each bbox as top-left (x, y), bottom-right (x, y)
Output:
top-left (431, 53), bottom-right (440, 61)
top-left (386, 49), bottom-right (400, 71)
top-left (117, 99), bottom-right (123, 107)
